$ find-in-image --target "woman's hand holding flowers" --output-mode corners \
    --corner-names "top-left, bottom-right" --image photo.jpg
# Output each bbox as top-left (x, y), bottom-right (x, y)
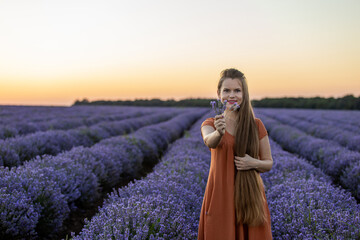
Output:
top-left (210, 98), bottom-right (241, 137)
top-left (214, 114), bottom-right (225, 136)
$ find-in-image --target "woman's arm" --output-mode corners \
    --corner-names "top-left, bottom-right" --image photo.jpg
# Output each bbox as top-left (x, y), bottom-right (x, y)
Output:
top-left (234, 135), bottom-right (273, 173)
top-left (254, 135), bottom-right (273, 173)
top-left (201, 125), bottom-right (223, 149)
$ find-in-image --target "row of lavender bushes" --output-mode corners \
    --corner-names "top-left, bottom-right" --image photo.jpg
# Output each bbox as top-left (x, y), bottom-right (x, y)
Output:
top-left (0, 109), bottom-right (186, 167)
top-left (71, 112), bottom-right (360, 239)
top-left (256, 108), bottom-right (360, 152)
top-left (254, 112), bottom-right (360, 201)
top-left (300, 109), bottom-right (360, 130)
top-left (0, 105), bottom-right (129, 138)
top-left (0, 105), bottom-right (130, 125)
top-left (258, 108), bottom-right (360, 133)
top-left (0, 106), bottom-right (154, 140)
top-left (0, 109), bottom-right (206, 239)
top-left (0, 106), bottom-right (186, 140)
top-left (0, 106), bottom-right (83, 124)
top-left (259, 108), bottom-right (360, 131)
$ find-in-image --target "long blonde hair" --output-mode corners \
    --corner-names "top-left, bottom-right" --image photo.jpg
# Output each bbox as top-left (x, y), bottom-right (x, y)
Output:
top-left (217, 68), bottom-right (267, 226)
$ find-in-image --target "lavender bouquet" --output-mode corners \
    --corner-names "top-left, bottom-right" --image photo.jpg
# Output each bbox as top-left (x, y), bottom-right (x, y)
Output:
top-left (210, 99), bottom-right (240, 117)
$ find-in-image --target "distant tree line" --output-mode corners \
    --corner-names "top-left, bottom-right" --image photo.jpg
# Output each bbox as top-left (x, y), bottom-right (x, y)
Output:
top-left (251, 94), bottom-right (360, 110)
top-left (73, 98), bottom-right (210, 107)
top-left (73, 94), bottom-right (360, 110)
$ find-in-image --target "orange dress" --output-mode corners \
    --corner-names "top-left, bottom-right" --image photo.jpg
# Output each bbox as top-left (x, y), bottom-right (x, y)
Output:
top-left (198, 117), bottom-right (272, 240)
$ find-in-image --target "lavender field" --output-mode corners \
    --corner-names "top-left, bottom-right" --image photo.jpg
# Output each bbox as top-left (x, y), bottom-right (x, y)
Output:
top-left (0, 106), bottom-right (359, 240)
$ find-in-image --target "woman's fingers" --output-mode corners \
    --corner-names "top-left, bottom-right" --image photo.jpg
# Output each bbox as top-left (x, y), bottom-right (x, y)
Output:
top-left (234, 158), bottom-right (242, 170)
top-left (214, 114), bottom-right (226, 135)
top-left (215, 118), bottom-right (225, 128)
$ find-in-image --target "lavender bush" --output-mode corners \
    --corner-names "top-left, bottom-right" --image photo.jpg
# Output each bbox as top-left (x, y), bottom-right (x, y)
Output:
top-left (0, 166), bottom-right (70, 239)
top-left (0, 187), bottom-right (39, 239)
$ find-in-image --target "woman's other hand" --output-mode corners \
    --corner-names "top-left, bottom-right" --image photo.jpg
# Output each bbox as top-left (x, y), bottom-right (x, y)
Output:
top-left (234, 154), bottom-right (257, 170)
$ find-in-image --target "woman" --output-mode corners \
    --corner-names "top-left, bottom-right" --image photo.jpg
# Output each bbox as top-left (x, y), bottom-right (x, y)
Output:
top-left (198, 68), bottom-right (273, 240)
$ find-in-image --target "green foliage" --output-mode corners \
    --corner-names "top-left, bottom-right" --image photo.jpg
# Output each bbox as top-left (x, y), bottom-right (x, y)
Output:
top-left (124, 135), bottom-right (139, 145)
top-left (183, 130), bottom-right (190, 138)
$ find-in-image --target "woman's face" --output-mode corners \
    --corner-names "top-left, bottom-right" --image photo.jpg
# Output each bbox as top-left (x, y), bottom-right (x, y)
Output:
top-left (217, 78), bottom-right (243, 110)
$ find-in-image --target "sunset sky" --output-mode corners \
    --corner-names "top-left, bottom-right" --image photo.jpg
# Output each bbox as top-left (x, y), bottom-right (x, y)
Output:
top-left (0, 0), bottom-right (359, 106)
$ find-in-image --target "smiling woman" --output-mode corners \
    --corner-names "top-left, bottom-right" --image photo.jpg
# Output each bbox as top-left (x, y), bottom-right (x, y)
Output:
top-left (199, 68), bottom-right (273, 240)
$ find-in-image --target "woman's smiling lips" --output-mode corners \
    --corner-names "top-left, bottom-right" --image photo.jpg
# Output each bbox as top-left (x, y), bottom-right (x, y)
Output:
top-left (228, 100), bottom-right (236, 104)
